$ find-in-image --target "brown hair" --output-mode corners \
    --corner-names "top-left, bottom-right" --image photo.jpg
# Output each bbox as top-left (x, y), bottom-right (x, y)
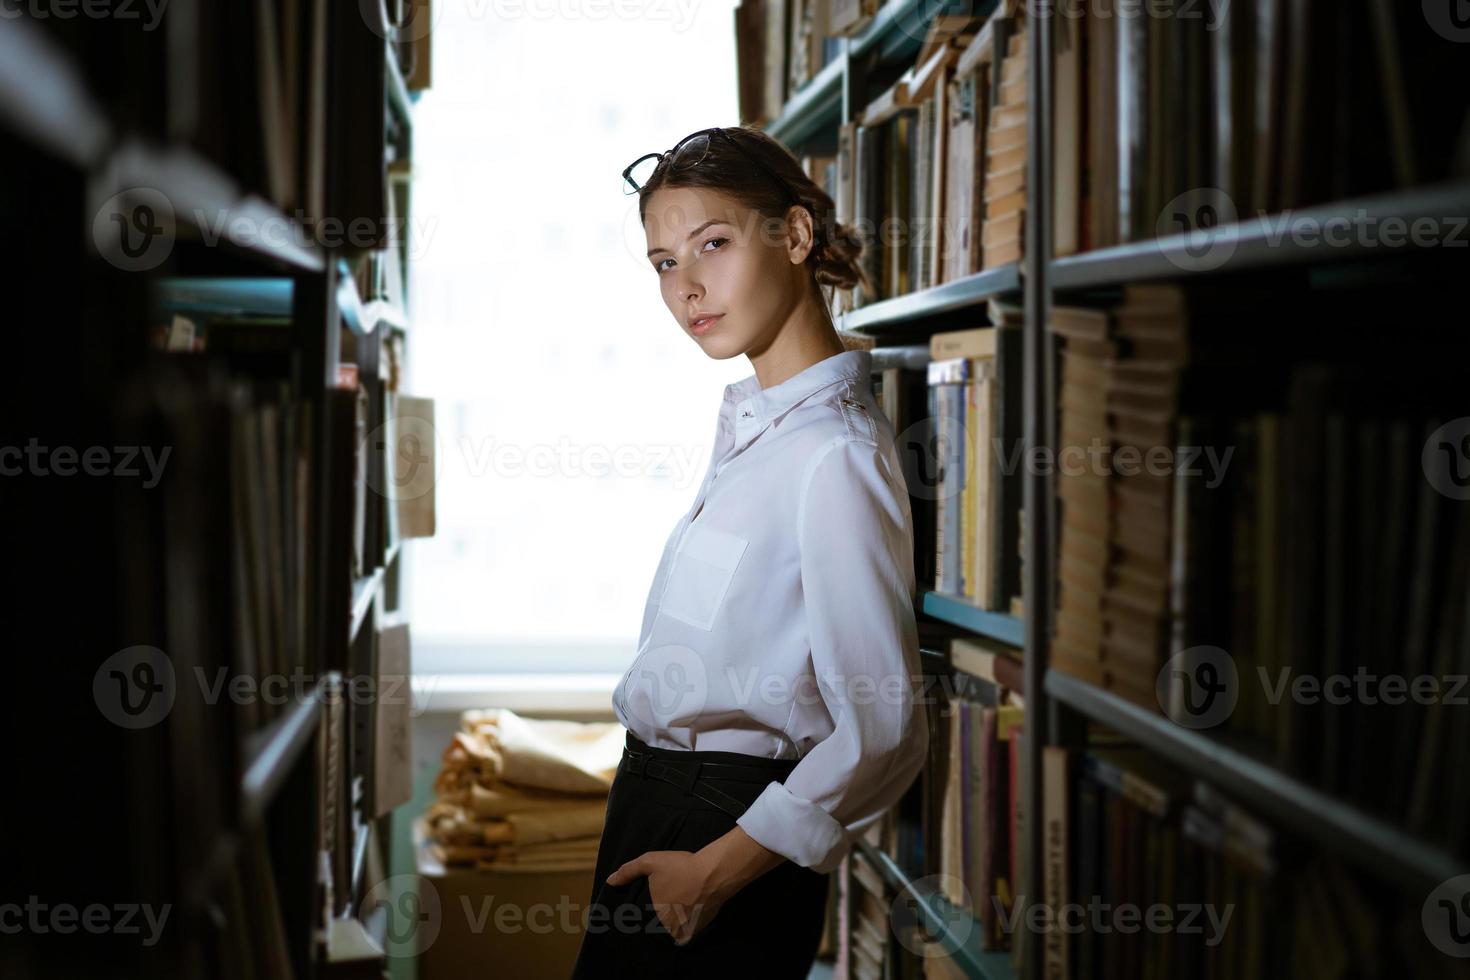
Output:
top-left (635, 126), bottom-right (872, 298)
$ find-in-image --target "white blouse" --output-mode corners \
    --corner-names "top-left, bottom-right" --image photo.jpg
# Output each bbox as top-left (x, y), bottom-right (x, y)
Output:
top-left (612, 348), bottom-right (930, 874)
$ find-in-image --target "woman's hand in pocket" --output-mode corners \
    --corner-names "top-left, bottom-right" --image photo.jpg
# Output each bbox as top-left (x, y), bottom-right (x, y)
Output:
top-left (605, 849), bottom-right (726, 944)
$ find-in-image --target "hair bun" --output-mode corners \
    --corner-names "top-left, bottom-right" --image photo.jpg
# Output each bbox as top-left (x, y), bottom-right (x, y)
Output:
top-left (811, 219), bottom-right (870, 292)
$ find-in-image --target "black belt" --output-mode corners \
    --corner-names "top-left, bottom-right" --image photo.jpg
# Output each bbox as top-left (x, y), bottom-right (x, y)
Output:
top-left (619, 747), bottom-right (789, 820)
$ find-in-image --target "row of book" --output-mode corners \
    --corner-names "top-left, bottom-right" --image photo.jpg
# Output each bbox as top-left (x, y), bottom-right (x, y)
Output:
top-left (1050, 0), bottom-right (1465, 254)
top-left (864, 306), bottom-right (1025, 613)
top-left (1041, 742), bottom-right (1467, 979)
top-left (840, 11), bottom-right (1028, 311)
top-left (137, 306), bottom-right (425, 975)
top-left (835, 639), bottom-right (1028, 979)
top-left (229, 377), bottom-right (315, 735)
top-left (926, 303), bottom-right (1025, 613)
top-left (937, 638), bottom-right (1027, 956)
top-left (735, 0), bottom-right (844, 129)
top-left (82, 0), bottom-right (426, 232)
top-left (770, 0), bottom-right (1467, 307)
top-left (148, 314), bottom-right (422, 735)
top-left (1050, 280), bottom-right (1470, 859)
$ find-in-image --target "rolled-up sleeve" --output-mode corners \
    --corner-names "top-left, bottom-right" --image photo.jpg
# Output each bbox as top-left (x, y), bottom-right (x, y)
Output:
top-left (735, 436), bottom-right (929, 874)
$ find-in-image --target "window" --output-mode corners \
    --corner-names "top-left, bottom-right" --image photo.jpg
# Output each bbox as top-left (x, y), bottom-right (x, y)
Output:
top-left (403, 5), bottom-right (747, 674)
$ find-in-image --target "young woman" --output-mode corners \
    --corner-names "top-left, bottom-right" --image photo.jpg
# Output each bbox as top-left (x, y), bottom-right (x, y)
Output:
top-left (570, 126), bottom-right (929, 979)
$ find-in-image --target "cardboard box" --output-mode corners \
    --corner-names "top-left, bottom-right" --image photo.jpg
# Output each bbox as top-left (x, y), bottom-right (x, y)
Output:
top-left (414, 819), bottom-right (596, 980)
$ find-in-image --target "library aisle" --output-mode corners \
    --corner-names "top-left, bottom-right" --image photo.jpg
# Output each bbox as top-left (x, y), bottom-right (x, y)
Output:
top-left (3, 2), bottom-right (1469, 980)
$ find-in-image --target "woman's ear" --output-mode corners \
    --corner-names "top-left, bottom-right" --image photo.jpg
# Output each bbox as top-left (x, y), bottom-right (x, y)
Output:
top-left (785, 204), bottom-right (816, 266)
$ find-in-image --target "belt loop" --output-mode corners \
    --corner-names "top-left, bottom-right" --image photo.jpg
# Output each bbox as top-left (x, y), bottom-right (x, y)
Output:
top-left (626, 750), bottom-right (647, 776)
top-left (677, 760), bottom-right (702, 795)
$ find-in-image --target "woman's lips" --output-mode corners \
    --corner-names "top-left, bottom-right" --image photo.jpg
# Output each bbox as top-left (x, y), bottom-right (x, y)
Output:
top-left (689, 314), bottom-right (723, 335)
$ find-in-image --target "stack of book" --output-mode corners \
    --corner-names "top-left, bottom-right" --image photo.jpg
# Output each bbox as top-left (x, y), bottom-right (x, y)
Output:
top-left (938, 10), bottom-right (1028, 285)
top-left (938, 637), bottom-right (1026, 953)
top-left (734, 0), bottom-right (843, 127)
top-left (228, 378), bottom-right (315, 736)
top-left (847, 845), bottom-right (893, 980)
top-left (424, 709), bottom-right (623, 873)
top-left (981, 24), bottom-right (1027, 269)
top-left (1050, 301), bottom-right (1112, 692)
top-left (1050, 0), bottom-right (1454, 254)
top-left (1050, 285), bottom-right (1189, 709)
top-left (923, 311), bottom-right (1025, 610)
top-left (1105, 286), bottom-right (1188, 707)
top-left (1043, 743), bottom-right (1463, 979)
top-left (828, 0), bottom-right (881, 36)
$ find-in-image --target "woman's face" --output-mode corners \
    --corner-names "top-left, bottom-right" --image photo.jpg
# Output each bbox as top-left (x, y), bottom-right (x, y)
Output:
top-left (642, 185), bottom-right (812, 359)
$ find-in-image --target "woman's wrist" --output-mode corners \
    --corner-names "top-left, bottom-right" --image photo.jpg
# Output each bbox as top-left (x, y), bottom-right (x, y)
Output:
top-left (695, 824), bottom-right (787, 903)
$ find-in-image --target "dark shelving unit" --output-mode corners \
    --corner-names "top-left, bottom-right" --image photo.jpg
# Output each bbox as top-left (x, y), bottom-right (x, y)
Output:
top-left (920, 591), bottom-right (1025, 648)
top-left (0, 6), bottom-right (424, 978)
top-left (242, 679), bottom-right (330, 824)
top-left (1047, 179), bottom-right (1470, 292)
top-left (1044, 669), bottom-right (1468, 898)
top-left (856, 838), bottom-right (1018, 980)
top-left (837, 263), bottom-right (1021, 333)
top-left (754, 1), bottom-right (1470, 976)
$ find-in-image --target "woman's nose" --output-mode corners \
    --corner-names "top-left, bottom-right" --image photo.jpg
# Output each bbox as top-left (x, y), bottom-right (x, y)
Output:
top-left (677, 275), bottom-right (703, 304)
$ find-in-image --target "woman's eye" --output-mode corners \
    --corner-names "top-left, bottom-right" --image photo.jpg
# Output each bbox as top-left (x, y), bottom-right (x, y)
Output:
top-left (655, 257), bottom-right (674, 273)
top-left (702, 237), bottom-right (728, 252)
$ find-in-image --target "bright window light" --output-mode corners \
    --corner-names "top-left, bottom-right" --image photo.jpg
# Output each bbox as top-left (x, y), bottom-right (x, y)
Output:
top-left (403, 4), bottom-right (747, 674)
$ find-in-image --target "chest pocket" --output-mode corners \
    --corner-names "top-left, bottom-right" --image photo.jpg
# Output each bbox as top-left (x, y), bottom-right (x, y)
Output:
top-left (659, 524), bottom-right (749, 631)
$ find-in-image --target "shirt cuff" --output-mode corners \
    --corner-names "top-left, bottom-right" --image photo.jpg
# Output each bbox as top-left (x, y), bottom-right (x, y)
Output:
top-left (736, 780), bottom-right (850, 874)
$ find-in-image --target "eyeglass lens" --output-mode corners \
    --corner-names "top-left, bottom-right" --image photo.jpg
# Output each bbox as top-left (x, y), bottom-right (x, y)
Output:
top-left (626, 132), bottom-right (713, 192)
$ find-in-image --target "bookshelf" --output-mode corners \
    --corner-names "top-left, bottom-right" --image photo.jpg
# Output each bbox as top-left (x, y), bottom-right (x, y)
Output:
top-left (1, 5), bottom-right (430, 978)
top-left (857, 839), bottom-right (1017, 980)
top-left (745, 0), bottom-right (1470, 977)
top-left (921, 591), bottom-right (1024, 648)
top-left (837, 263), bottom-right (1022, 333)
top-left (1046, 178), bottom-right (1470, 292)
top-left (1043, 670), bottom-right (1464, 897)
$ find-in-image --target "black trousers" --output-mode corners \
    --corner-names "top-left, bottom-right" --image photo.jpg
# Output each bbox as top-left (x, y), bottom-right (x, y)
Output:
top-left (569, 731), bottom-right (831, 980)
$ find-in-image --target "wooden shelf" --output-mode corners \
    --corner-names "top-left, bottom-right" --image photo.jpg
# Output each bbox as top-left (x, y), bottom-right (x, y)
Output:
top-left (98, 138), bottom-right (325, 273)
top-left (856, 839), bottom-right (1017, 980)
top-left (839, 263), bottom-right (1021, 333)
top-left (763, 0), bottom-right (1004, 148)
top-left (337, 267), bottom-right (408, 336)
top-left (850, 0), bottom-right (993, 65)
top-left (766, 51), bottom-right (846, 148)
top-left (1044, 669), bottom-right (1468, 896)
top-left (919, 591), bottom-right (1024, 648)
top-left (0, 14), bottom-right (112, 168)
top-left (1048, 178), bottom-right (1470, 292)
top-left (240, 681), bottom-right (326, 823)
top-left (154, 277), bottom-right (294, 319)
